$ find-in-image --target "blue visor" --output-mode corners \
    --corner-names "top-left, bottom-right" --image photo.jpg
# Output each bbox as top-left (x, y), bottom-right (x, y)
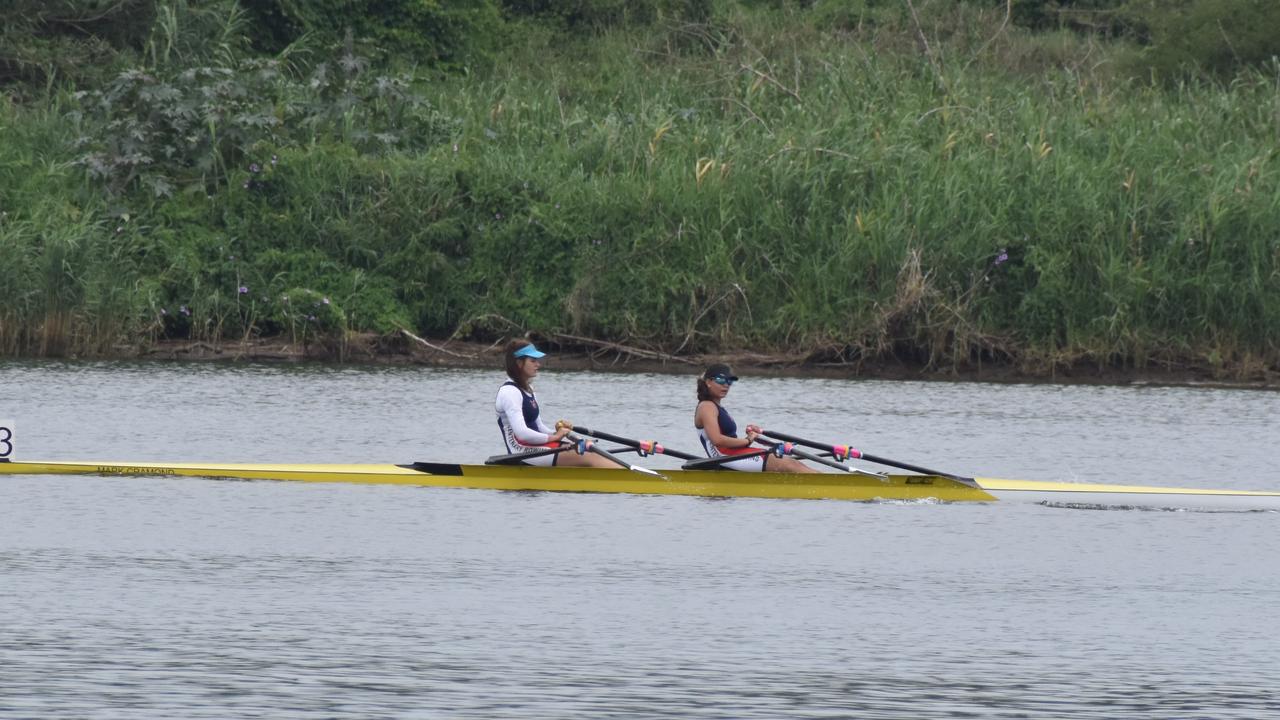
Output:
top-left (513, 344), bottom-right (546, 359)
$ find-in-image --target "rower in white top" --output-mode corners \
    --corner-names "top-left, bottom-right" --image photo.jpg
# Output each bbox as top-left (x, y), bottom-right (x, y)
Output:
top-left (494, 341), bottom-right (614, 468)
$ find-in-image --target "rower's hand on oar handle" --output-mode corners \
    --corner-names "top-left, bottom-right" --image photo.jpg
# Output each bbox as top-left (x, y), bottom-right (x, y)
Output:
top-left (551, 419), bottom-right (577, 442)
top-left (554, 425), bottom-right (594, 454)
top-left (744, 424), bottom-right (763, 443)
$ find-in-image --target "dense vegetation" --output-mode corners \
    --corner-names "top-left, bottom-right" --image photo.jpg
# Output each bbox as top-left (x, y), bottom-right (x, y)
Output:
top-left (2, 0), bottom-right (1278, 377)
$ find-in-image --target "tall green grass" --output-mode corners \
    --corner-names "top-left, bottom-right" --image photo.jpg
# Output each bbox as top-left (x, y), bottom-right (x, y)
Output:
top-left (0, 95), bottom-right (153, 356)
top-left (1, 4), bottom-right (1278, 376)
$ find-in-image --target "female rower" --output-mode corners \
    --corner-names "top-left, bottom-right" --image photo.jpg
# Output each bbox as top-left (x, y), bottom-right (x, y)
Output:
top-left (495, 340), bottom-right (614, 468)
top-left (694, 363), bottom-right (816, 473)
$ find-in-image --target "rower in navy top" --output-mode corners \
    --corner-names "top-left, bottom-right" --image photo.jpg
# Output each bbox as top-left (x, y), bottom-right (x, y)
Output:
top-left (694, 363), bottom-right (816, 473)
top-left (495, 340), bottom-right (614, 468)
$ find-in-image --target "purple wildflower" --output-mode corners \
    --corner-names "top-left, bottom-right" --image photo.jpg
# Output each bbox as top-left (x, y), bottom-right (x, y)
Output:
top-left (308, 314), bottom-right (316, 321)
top-left (238, 286), bottom-right (249, 295)
top-left (995, 249), bottom-right (1009, 266)
top-left (250, 163), bottom-right (261, 174)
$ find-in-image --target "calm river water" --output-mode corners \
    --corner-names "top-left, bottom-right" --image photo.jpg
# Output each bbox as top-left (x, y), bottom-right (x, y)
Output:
top-left (2, 362), bottom-right (1278, 718)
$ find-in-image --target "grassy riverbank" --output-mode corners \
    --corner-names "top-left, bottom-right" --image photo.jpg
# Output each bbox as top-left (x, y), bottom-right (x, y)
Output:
top-left (2, 2), bottom-right (1278, 379)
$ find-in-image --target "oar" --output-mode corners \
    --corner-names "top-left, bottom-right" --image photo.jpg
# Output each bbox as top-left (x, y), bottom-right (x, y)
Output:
top-left (485, 444), bottom-right (640, 465)
top-left (760, 430), bottom-right (976, 485)
top-left (678, 439), bottom-right (862, 472)
top-left (753, 438), bottom-right (887, 479)
top-left (680, 448), bottom-right (775, 470)
top-left (563, 431), bottom-right (667, 479)
top-left (570, 426), bottom-right (701, 461)
top-left (485, 445), bottom-right (577, 465)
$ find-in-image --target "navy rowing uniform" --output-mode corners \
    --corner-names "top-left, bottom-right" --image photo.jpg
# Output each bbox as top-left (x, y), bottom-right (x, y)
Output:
top-left (496, 381), bottom-right (559, 466)
top-left (696, 402), bottom-right (764, 472)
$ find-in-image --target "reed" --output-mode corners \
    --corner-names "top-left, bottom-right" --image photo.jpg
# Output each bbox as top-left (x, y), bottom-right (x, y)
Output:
top-left (1, 5), bottom-right (1277, 376)
top-left (403, 14), bottom-right (1279, 373)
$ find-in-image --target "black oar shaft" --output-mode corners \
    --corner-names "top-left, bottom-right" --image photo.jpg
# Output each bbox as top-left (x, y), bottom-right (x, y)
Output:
top-left (761, 429), bottom-right (974, 483)
top-left (756, 439), bottom-right (849, 473)
top-left (571, 425), bottom-right (700, 461)
top-left (486, 441), bottom-right (643, 467)
top-left (680, 448), bottom-right (773, 470)
top-left (485, 446), bottom-right (573, 465)
top-left (857, 452), bottom-right (964, 480)
top-left (563, 431), bottom-right (666, 478)
top-left (588, 443), bottom-right (632, 469)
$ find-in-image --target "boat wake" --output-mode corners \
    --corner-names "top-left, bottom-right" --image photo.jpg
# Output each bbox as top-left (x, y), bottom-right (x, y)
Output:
top-left (867, 496), bottom-right (945, 506)
top-left (1038, 501), bottom-right (1277, 514)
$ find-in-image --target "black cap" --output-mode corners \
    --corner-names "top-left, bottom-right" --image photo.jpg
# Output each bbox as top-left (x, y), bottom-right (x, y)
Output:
top-left (703, 363), bottom-right (738, 381)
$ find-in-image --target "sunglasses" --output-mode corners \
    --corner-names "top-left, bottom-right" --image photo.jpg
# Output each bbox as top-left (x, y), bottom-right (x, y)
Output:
top-left (708, 374), bottom-right (736, 386)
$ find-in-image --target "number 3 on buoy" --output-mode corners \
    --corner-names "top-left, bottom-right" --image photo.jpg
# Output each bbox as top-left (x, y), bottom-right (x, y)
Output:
top-left (0, 420), bottom-right (13, 460)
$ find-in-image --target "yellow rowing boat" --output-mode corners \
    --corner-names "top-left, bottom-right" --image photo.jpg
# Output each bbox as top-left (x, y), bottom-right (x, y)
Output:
top-left (3, 459), bottom-right (1278, 510)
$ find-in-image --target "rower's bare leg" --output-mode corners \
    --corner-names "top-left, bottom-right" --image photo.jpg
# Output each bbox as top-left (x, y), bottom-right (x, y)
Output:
top-left (763, 455), bottom-right (819, 473)
top-left (556, 451), bottom-right (618, 468)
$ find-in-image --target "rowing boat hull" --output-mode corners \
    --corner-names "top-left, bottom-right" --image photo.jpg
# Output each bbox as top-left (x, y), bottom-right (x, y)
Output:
top-left (0, 460), bottom-right (991, 502)
top-left (2, 460), bottom-right (1278, 510)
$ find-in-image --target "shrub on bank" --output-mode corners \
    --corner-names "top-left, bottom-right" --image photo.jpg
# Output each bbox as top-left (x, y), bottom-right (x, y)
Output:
top-left (1124, 0), bottom-right (1280, 80)
top-left (2, 2), bottom-right (1279, 377)
top-left (70, 48), bottom-right (457, 198)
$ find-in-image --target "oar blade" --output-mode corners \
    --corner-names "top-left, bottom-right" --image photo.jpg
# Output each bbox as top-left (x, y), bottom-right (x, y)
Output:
top-left (628, 464), bottom-right (667, 479)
